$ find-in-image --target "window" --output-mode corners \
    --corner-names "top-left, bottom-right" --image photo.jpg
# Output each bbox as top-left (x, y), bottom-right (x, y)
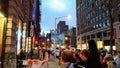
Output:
top-left (99, 14), bottom-right (101, 20)
top-left (102, 12), bottom-right (105, 18)
top-left (96, 16), bottom-right (98, 21)
top-left (106, 10), bottom-right (109, 16)
top-left (99, 23), bottom-right (103, 28)
top-left (91, 19), bottom-right (93, 24)
top-left (106, 20), bottom-right (110, 26)
top-left (111, 8), bottom-right (114, 14)
top-left (103, 22), bottom-right (106, 27)
top-left (96, 24), bottom-right (98, 29)
top-left (96, 1), bottom-right (98, 6)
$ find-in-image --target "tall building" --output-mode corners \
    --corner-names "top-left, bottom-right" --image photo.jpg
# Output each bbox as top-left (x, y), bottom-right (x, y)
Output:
top-left (69, 27), bottom-right (76, 47)
top-left (57, 21), bottom-right (69, 34)
top-left (76, 0), bottom-right (120, 50)
top-left (0, 0), bottom-right (41, 68)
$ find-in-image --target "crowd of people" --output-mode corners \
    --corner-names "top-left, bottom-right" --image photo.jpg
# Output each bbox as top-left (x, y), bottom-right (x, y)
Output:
top-left (17, 40), bottom-right (120, 68)
top-left (59, 40), bottom-right (120, 68)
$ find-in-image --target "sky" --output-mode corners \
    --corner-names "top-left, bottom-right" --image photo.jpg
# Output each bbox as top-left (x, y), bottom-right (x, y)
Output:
top-left (41, 0), bottom-right (76, 34)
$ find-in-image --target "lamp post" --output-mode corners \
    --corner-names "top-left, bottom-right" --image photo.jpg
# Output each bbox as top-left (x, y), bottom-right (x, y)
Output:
top-left (54, 15), bottom-right (71, 49)
top-left (108, 0), bottom-right (114, 54)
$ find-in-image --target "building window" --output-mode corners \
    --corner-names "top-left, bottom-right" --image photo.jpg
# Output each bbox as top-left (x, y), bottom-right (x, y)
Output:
top-left (96, 16), bottom-right (98, 21)
top-left (99, 14), bottom-right (102, 20)
top-left (111, 8), bottom-right (114, 14)
top-left (91, 19), bottom-right (93, 24)
top-left (118, 3), bottom-right (120, 11)
top-left (96, 24), bottom-right (98, 29)
top-left (106, 20), bottom-right (110, 26)
top-left (106, 10), bottom-right (109, 16)
top-left (102, 12), bottom-right (105, 18)
top-left (103, 22), bottom-right (106, 27)
top-left (99, 23), bottom-right (102, 28)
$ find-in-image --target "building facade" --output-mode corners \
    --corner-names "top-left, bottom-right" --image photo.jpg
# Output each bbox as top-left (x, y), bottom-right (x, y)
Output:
top-left (76, 0), bottom-right (120, 51)
top-left (0, 0), bottom-right (41, 68)
top-left (69, 27), bottom-right (76, 47)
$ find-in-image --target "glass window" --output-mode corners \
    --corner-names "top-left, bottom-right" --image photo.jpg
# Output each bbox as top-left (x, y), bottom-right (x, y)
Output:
top-left (91, 19), bottom-right (93, 24)
top-left (106, 10), bottom-right (109, 16)
top-left (93, 25), bottom-right (96, 29)
top-left (96, 16), bottom-right (98, 21)
top-left (99, 14), bottom-right (101, 20)
top-left (102, 12), bottom-right (105, 18)
top-left (99, 23), bottom-right (103, 28)
top-left (103, 22), bottom-right (106, 27)
top-left (106, 20), bottom-right (110, 26)
top-left (96, 1), bottom-right (98, 6)
top-left (96, 24), bottom-right (98, 28)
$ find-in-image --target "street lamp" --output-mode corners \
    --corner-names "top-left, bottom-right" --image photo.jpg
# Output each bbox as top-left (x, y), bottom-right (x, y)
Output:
top-left (54, 15), bottom-right (71, 49)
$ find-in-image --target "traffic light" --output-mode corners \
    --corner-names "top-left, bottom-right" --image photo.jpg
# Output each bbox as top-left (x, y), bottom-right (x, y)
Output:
top-left (64, 35), bottom-right (70, 45)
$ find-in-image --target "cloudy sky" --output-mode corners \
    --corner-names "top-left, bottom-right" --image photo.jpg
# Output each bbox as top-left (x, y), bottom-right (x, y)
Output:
top-left (41, 0), bottom-right (76, 34)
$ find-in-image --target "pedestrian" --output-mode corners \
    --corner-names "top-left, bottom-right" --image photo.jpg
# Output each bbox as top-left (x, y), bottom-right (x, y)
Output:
top-left (88, 40), bottom-right (102, 68)
top-left (19, 48), bottom-right (26, 60)
top-left (112, 50), bottom-right (120, 68)
top-left (59, 50), bottom-right (75, 68)
top-left (102, 54), bottom-right (116, 68)
top-left (79, 49), bottom-right (92, 68)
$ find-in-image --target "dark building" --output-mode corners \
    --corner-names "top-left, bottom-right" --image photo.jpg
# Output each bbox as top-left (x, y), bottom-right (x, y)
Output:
top-left (69, 27), bottom-right (76, 47)
top-left (76, 0), bottom-right (120, 50)
top-left (57, 21), bottom-right (69, 34)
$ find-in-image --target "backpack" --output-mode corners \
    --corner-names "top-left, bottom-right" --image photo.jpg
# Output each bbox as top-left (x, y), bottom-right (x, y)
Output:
top-left (73, 63), bottom-right (85, 68)
top-left (66, 63), bottom-right (85, 68)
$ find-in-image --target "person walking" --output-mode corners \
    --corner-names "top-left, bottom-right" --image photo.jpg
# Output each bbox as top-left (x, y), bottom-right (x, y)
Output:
top-left (88, 40), bottom-right (102, 68)
top-left (59, 50), bottom-right (75, 68)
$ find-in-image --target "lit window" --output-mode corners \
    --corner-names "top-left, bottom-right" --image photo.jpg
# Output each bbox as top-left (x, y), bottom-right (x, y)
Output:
top-left (106, 20), bottom-right (110, 26)
top-left (99, 23), bottom-right (103, 28)
top-left (96, 24), bottom-right (98, 28)
top-left (106, 10), bottom-right (109, 16)
top-left (103, 22), bottom-right (106, 27)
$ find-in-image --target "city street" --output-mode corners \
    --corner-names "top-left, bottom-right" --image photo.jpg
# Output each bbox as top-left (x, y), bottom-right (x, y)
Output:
top-left (41, 55), bottom-right (60, 68)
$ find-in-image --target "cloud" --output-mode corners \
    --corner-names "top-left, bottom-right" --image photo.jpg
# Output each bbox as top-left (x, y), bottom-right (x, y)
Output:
top-left (51, 0), bottom-right (66, 11)
top-left (42, 0), bottom-right (66, 12)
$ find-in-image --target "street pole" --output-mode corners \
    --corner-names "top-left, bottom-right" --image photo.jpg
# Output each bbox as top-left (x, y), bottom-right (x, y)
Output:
top-left (108, 0), bottom-right (114, 53)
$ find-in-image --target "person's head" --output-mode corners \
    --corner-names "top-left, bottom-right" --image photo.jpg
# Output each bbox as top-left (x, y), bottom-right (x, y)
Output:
top-left (112, 50), bottom-right (117, 56)
top-left (60, 50), bottom-right (73, 64)
top-left (104, 54), bottom-right (113, 62)
top-left (80, 49), bottom-right (90, 61)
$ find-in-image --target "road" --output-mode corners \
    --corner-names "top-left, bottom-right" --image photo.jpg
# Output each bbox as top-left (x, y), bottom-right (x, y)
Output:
top-left (41, 54), bottom-right (60, 68)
